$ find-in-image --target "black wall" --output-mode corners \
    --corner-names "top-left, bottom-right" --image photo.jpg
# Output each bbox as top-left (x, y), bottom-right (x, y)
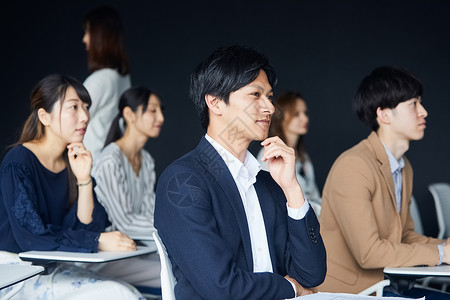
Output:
top-left (1, 0), bottom-right (449, 236)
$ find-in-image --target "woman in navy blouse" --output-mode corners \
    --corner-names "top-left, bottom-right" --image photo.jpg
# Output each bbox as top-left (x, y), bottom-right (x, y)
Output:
top-left (0, 75), bottom-right (143, 299)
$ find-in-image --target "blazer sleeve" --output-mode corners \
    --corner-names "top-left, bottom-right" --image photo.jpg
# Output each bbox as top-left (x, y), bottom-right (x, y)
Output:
top-left (401, 204), bottom-right (442, 245)
top-left (154, 165), bottom-right (296, 300)
top-left (284, 208), bottom-right (327, 287)
top-left (325, 154), bottom-right (439, 268)
top-left (2, 161), bottom-right (102, 253)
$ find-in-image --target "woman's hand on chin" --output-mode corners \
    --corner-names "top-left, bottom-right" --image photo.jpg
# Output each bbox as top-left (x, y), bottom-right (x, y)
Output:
top-left (67, 143), bottom-right (92, 182)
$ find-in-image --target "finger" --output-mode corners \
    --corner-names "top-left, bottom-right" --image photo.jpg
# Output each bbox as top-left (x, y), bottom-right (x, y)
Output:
top-left (264, 147), bottom-right (293, 161)
top-left (262, 143), bottom-right (290, 160)
top-left (120, 236), bottom-right (136, 247)
top-left (68, 149), bottom-right (91, 160)
top-left (261, 136), bottom-right (284, 146)
top-left (67, 143), bottom-right (86, 150)
top-left (120, 240), bottom-right (137, 251)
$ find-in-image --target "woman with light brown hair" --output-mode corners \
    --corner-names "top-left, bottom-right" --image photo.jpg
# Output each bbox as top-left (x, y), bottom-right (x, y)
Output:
top-left (257, 91), bottom-right (321, 208)
top-left (82, 5), bottom-right (131, 158)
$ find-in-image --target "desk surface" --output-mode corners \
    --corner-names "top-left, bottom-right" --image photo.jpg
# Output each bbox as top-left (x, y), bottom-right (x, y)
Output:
top-left (19, 243), bottom-right (157, 263)
top-left (0, 264), bottom-right (44, 289)
top-left (384, 265), bottom-right (450, 277)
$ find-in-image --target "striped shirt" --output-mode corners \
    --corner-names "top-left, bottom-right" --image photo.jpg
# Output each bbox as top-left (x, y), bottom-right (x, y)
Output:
top-left (92, 143), bottom-right (156, 238)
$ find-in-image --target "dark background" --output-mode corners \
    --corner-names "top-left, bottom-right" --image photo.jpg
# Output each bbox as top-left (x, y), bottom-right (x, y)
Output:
top-left (1, 1), bottom-right (449, 236)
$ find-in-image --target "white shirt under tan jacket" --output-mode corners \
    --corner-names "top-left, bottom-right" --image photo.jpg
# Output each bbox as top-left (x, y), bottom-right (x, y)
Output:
top-left (83, 68), bottom-right (131, 158)
top-left (92, 142), bottom-right (156, 237)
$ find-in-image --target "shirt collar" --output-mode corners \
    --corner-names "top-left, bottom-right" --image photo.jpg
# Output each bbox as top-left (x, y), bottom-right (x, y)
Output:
top-left (381, 141), bottom-right (405, 174)
top-left (204, 134), bottom-right (261, 182)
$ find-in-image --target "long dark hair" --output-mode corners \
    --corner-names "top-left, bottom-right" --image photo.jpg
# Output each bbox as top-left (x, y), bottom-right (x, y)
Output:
top-left (83, 5), bottom-right (130, 75)
top-left (269, 91), bottom-right (306, 163)
top-left (16, 74), bottom-right (92, 208)
top-left (104, 86), bottom-right (160, 148)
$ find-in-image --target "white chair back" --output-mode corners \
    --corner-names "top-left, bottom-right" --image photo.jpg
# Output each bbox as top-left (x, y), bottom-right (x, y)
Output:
top-left (309, 200), bottom-right (321, 216)
top-left (410, 195), bottom-right (424, 235)
top-left (429, 183), bottom-right (450, 239)
top-left (358, 279), bottom-right (390, 296)
top-left (153, 231), bottom-right (177, 300)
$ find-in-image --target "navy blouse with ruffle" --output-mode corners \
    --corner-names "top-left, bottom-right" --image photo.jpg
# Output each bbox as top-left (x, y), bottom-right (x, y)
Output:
top-left (0, 145), bottom-right (109, 253)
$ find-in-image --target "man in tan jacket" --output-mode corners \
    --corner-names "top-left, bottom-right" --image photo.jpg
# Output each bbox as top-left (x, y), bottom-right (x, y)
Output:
top-left (318, 66), bottom-right (450, 298)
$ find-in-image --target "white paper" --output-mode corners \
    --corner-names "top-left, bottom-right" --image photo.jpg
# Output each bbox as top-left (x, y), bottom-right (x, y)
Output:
top-left (295, 292), bottom-right (424, 300)
top-left (18, 244), bottom-right (156, 263)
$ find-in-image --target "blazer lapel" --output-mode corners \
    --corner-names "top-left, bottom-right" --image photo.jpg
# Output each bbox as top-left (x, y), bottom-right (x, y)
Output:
top-left (195, 137), bottom-right (254, 271)
top-left (367, 132), bottom-right (398, 211)
top-left (399, 158), bottom-right (413, 225)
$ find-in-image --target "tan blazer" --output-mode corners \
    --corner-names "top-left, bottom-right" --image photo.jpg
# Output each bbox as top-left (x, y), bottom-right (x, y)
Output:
top-left (318, 132), bottom-right (442, 293)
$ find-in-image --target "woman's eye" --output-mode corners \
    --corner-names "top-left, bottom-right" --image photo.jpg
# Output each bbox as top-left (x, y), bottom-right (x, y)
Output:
top-left (252, 92), bottom-right (260, 97)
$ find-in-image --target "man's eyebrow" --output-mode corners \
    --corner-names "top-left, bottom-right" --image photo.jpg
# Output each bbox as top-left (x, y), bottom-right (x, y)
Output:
top-left (247, 84), bottom-right (273, 93)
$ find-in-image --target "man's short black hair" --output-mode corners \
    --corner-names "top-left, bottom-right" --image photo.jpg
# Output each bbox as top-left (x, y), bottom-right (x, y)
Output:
top-left (353, 66), bottom-right (423, 131)
top-left (189, 45), bottom-right (277, 130)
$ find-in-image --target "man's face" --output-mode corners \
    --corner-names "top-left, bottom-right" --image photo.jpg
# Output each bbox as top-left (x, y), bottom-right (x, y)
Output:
top-left (389, 97), bottom-right (428, 141)
top-left (217, 70), bottom-right (275, 150)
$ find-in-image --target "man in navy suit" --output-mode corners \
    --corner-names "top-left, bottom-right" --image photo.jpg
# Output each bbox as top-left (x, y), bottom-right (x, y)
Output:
top-left (154, 45), bottom-right (326, 299)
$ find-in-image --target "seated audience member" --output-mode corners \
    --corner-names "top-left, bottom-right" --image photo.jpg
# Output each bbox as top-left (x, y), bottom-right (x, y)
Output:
top-left (257, 91), bottom-right (321, 207)
top-left (82, 5), bottom-right (131, 158)
top-left (154, 45), bottom-right (327, 299)
top-left (92, 86), bottom-right (164, 290)
top-left (318, 66), bottom-right (450, 298)
top-left (0, 75), bottom-right (142, 299)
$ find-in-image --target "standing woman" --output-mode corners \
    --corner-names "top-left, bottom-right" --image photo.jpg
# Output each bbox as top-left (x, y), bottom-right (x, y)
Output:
top-left (257, 91), bottom-right (321, 207)
top-left (92, 86), bottom-right (164, 291)
top-left (82, 5), bottom-right (131, 158)
top-left (0, 75), bottom-right (142, 299)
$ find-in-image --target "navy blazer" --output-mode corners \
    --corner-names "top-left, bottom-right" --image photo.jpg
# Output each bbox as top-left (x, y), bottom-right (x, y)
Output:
top-left (154, 137), bottom-right (326, 300)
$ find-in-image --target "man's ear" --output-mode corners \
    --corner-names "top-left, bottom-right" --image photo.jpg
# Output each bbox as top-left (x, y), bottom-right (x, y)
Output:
top-left (37, 108), bottom-right (50, 127)
top-left (123, 106), bottom-right (135, 124)
top-left (376, 107), bottom-right (392, 125)
top-left (205, 94), bottom-right (223, 116)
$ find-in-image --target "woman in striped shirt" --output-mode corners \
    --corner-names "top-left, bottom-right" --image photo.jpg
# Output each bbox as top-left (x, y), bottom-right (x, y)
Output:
top-left (92, 86), bottom-right (164, 293)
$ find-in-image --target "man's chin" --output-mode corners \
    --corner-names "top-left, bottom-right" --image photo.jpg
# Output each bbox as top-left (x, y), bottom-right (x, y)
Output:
top-left (253, 133), bottom-right (269, 142)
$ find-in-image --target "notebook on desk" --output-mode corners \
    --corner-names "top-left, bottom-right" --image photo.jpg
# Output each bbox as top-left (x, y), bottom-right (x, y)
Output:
top-left (19, 244), bottom-right (157, 263)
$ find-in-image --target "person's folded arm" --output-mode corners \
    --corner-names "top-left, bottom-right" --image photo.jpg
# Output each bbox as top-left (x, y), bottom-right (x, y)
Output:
top-left (326, 155), bottom-right (438, 269)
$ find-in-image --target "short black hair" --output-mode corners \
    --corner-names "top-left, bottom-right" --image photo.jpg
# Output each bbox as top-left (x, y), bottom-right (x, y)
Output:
top-left (189, 45), bottom-right (277, 130)
top-left (353, 66), bottom-right (423, 131)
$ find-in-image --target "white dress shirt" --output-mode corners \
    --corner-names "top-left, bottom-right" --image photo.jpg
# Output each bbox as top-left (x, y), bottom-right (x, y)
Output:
top-left (205, 134), bottom-right (309, 296)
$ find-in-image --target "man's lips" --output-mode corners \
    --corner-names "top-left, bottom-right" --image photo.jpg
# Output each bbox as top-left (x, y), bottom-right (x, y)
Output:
top-left (256, 119), bottom-right (270, 126)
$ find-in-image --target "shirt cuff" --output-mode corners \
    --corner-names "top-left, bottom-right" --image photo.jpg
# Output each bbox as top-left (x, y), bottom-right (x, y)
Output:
top-left (285, 278), bottom-right (297, 299)
top-left (286, 199), bottom-right (310, 220)
top-left (437, 244), bottom-right (444, 265)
